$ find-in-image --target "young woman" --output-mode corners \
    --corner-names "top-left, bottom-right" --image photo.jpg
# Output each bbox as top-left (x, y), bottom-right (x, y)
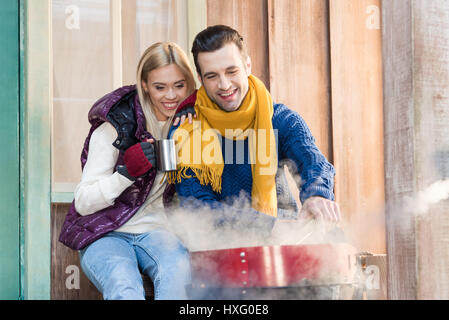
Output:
top-left (59, 42), bottom-right (197, 300)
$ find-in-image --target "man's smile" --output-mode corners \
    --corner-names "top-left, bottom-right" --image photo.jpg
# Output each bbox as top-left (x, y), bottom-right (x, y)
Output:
top-left (218, 88), bottom-right (238, 101)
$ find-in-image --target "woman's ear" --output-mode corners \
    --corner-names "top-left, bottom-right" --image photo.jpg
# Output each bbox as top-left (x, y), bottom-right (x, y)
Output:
top-left (142, 79), bottom-right (149, 93)
top-left (141, 80), bottom-right (153, 104)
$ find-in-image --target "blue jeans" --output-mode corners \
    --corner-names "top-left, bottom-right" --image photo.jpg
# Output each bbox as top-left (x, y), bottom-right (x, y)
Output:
top-left (79, 228), bottom-right (191, 300)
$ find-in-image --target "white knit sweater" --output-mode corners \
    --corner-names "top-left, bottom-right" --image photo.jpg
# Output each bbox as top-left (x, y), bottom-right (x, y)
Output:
top-left (74, 121), bottom-right (170, 234)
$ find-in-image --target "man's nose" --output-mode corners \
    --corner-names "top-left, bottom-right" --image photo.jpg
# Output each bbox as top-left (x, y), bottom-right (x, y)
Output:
top-left (218, 75), bottom-right (231, 90)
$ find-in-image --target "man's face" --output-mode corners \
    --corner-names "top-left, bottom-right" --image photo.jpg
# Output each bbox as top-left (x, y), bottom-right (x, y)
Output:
top-left (197, 42), bottom-right (251, 112)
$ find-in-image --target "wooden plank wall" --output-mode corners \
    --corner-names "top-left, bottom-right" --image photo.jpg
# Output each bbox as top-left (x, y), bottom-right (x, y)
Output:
top-left (382, 0), bottom-right (416, 300)
top-left (413, 0), bottom-right (449, 300)
top-left (51, 204), bottom-right (102, 300)
top-left (206, 0), bottom-right (270, 87)
top-left (207, 0), bottom-right (385, 254)
top-left (329, 0), bottom-right (385, 253)
top-left (383, 0), bottom-right (449, 299)
top-left (267, 0), bottom-right (332, 160)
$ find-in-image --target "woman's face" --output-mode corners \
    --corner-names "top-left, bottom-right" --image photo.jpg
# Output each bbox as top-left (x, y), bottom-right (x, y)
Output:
top-left (142, 63), bottom-right (189, 121)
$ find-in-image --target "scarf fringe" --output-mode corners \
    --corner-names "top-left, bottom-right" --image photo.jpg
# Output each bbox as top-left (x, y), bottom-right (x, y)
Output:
top-left (255, 206), bottom-right (277, 218)
top-left (167, 165), bottom-right (222, 194)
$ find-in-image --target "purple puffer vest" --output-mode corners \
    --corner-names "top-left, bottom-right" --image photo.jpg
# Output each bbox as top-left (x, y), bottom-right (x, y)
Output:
top-left (58, 85), bottom-right (175, 250)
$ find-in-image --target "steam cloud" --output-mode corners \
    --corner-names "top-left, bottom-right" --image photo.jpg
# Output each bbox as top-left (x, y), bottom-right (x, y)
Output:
top-left (166, 183), bottom-right (353, 300)
top-left (405, 179), bottom-right (449, 216)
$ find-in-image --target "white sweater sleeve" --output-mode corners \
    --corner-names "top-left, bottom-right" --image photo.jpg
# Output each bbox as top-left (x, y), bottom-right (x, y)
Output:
top-left (74, 122), bottom-right (135, 216)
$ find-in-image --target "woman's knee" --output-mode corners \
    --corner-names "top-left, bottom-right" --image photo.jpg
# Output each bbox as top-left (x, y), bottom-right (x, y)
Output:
top-left (79, 237), bottom-right (145, 300)
top-left (137, 231), bottom-right (191, 280)
top-left (102, 265), bottom-right (145, 300)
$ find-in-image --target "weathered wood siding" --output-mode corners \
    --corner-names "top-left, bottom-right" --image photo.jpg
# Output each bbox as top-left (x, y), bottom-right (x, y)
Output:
top-left (383, 0), bottom-right (449, 299)
top-left (206, 0), bottom-right (270, 87)
top-left (51, 204), bottom-right (102, 300)
top-left (268, 0), bottom-right (332, 160)
top-left (329, 0), bottom-right (385, 253)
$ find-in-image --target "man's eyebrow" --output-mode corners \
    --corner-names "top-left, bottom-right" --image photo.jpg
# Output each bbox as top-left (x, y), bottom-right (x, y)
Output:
top-left (203, 66), bottom-right (239, 78)
top-left (203, 71), bottom-right (217, 78)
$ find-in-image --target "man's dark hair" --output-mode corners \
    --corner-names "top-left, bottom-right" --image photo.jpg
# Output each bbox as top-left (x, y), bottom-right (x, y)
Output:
top-left (191, 25), bottom-right (247, 76)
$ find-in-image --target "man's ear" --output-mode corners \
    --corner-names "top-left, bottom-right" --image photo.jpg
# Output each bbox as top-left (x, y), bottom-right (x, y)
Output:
top-left (197, 73), bottom-right (203, 85)
top-left (245, 56), bottom-right (252, 76)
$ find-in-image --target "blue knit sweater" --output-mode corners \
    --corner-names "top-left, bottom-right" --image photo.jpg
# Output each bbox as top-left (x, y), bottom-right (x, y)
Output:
top-left (169, 103), bottom-right (335, 225)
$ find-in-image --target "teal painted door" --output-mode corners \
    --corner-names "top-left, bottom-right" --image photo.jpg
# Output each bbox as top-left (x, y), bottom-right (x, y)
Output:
top-left (0, 0), bottom-right (21, 299)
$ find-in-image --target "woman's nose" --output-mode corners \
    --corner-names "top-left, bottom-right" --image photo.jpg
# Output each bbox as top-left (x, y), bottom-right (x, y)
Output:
top-left (165, 88), bottom-right (176, 99)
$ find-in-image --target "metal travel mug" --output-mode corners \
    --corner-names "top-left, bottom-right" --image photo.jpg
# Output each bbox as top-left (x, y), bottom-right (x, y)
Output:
top-left (155, 139), bottom-right (177, 172)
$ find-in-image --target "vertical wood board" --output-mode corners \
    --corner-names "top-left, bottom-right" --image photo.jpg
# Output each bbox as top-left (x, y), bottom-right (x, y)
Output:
top-left (51, 204), bottom-right (102, 300)
top-left (268, 0), bottom-right (332, 160)
top-left (330, 0), bottom-right (386, 254)
top-left (381, 0), bottom-right (416, 299)
top-left (383, 0), bottom-right (449, 299)
top-left (412, 0), bottom-right (449, 300)
top-left (206, 0), bottom-right (270, 88)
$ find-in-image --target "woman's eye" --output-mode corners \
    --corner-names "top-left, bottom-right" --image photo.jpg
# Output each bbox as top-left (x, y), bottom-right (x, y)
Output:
top-left (176, 84), bottom-right (185, 89)
top-left (155, 86), bottom-right (164, 90)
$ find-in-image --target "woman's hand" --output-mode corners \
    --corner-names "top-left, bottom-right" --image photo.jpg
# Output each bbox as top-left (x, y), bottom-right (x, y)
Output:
top-left (117, 140), bottom-right (157, 180)
top-left (173, 90), bottom-right (198, 126)
top-left (173, 106), bottom-right (196, 126)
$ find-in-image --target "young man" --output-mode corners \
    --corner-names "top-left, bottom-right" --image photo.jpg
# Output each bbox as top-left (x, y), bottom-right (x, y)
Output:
top-left (170, 25), bottom-right (340, 231)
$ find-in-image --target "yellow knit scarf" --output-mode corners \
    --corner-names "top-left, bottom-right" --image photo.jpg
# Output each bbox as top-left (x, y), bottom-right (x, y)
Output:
top-left (168, 75), bottom-right (278, 217)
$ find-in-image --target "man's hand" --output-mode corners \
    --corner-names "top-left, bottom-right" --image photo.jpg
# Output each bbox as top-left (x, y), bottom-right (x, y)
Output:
top-left (300, 196), bottom-right (341, 223)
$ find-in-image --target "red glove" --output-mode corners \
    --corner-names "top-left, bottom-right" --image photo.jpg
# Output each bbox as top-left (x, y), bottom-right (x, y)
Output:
top-left (122, 142), bottom-right (156, 178)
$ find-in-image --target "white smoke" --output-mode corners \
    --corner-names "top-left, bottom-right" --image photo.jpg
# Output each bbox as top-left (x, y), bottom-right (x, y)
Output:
top-left (405, 179), bottom-right (449, 216)
top-left (167, 195), bottom-right (338, 253)
top-left (165, 188), bottom-right (355, 300)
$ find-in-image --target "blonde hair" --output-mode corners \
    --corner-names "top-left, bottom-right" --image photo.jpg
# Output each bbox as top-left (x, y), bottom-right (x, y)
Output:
top-left (136, 42), bottom-right (196, 140)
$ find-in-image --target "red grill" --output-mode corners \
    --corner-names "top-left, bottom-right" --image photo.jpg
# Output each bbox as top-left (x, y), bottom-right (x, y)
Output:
top-left (189, 243), bottom-right (357, 299)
